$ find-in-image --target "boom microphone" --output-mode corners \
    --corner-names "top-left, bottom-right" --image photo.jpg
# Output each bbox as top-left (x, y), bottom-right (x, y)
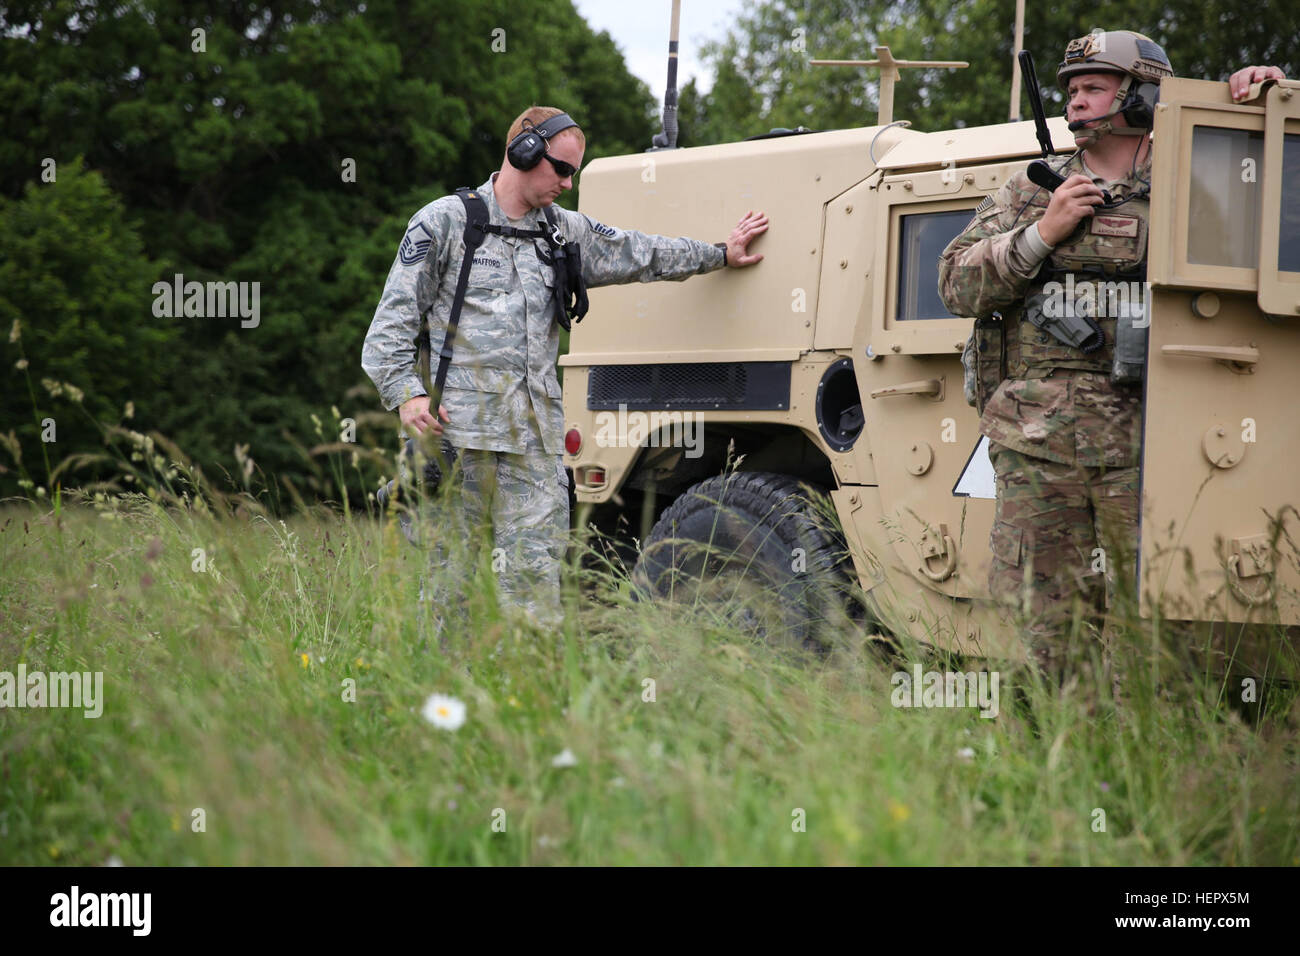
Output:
top-left (1067, 109), bottom-right (1122, 131)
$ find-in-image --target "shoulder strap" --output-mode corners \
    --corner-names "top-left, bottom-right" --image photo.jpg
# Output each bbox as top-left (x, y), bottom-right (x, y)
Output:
top-left (419, 188), bottom-right (555, 405)
top-left (419, 187), bottom-right (491, 409)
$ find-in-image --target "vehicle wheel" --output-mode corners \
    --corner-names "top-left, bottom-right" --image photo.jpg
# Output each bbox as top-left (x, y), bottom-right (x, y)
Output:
top-left (631, 472), bottom-right (857, 650)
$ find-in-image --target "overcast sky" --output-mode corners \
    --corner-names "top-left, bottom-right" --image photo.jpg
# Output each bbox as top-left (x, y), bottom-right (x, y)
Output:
top-left (571, 0), bottom-right (746, 103)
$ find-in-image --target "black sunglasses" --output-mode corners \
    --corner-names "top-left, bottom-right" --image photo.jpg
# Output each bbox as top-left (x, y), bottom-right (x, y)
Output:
top-left (542, 153), bottom-right (579, 179)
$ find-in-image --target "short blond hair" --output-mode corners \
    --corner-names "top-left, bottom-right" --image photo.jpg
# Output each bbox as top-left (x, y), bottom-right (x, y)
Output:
top-left (506, 106), bottom-right (585, 150)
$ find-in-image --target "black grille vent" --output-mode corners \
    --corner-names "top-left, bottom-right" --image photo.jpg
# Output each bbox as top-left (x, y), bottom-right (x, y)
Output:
top-left (587, 362), bottom-right (791, 411)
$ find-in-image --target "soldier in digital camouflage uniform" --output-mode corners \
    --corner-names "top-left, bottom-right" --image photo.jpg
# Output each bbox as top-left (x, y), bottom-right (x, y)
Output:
top-left (363, 106), bottom-right (769, 633)
top-left (939, 32), bottom-right (1285, 674)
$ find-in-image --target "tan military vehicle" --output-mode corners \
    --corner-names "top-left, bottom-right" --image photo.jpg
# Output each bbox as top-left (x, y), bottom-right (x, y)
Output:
top-left (561, 72), bottom-right (1300, 660)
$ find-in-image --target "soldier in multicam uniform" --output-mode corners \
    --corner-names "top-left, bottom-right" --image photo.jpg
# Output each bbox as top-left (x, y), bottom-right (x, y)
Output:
top-left (363, 106), bottom-right (769, 633)
top-left (939, 32), bottom-right (1285, 674)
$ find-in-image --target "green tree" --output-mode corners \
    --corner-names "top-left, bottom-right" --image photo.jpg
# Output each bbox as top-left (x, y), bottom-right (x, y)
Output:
top-left (0, 161), bottom-right (170, 492)
top-left (679, 1), bottom-right (1299, 144)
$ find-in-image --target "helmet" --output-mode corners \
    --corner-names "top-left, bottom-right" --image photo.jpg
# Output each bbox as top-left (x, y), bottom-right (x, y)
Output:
top-left (1056, 30), bottom-right (1173, 88)
top-left (1056, 30), bottom-right (1173, 135)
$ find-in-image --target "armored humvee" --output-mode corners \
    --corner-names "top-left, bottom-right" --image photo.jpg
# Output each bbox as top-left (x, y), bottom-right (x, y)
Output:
top-left (561, 75), bottom-right (1300, 659)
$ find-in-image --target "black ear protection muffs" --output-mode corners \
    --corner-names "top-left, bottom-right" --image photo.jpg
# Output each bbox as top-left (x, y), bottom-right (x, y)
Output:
top-left (506, 113), bottom-right (578, 171)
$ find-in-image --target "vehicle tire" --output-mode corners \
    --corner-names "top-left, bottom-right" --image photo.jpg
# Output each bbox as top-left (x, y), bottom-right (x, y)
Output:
top-left (631, 471), bottom-right (857, 650)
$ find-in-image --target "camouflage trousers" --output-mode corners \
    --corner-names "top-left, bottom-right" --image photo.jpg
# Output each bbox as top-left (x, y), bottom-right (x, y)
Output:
top-left (987, 442), bottom-right (1139, 673)
top-left (416, 442), bottom-right (570, 636)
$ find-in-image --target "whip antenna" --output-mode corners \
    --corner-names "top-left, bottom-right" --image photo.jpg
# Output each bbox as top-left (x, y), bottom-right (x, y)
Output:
top-left (651, 0), bottom-right (682, 150)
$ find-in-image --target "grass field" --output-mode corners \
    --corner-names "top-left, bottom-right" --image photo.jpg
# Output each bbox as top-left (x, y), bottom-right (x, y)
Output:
top-left (2, 479), bottom-right (1298, 866)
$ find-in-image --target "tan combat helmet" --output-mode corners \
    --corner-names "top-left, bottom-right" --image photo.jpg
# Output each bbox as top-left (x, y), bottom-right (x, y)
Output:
top-left (1057, 30), bottom-right (1174, 139)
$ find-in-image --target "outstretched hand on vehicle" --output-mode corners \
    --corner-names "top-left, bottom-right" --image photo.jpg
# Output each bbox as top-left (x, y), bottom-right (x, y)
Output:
top-left (399, 394), bottom-right (450, 437)
top-left (724, 210), bottom-right (769, 267)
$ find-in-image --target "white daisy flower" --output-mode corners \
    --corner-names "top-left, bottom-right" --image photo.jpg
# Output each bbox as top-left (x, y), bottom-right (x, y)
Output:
top-left (422, 693), bottom-right (466, 731)
top-left (551, 748), bottom-right (578, 768)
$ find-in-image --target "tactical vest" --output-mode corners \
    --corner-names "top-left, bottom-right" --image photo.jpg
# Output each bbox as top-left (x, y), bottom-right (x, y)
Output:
top-left (1007, 196), bottom-right (1149, 379)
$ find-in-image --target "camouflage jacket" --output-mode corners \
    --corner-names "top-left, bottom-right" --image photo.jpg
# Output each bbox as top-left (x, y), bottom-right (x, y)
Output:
top-left (938, 154), bottom-right (1151, 468)
top-left (362, 174), bottom-right (725, 455)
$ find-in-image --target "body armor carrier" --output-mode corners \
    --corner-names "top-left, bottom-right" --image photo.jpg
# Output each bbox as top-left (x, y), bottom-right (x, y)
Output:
top-left (964, 189), bottom-right (1150, 410)
top-left (1011, 197), bottom-right (1149, 379)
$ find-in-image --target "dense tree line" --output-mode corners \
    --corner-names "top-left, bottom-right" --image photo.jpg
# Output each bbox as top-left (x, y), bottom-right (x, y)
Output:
top-left (0, 0), bottom-right (655, 507)
top-left (677, 1), bottom-right (1298, 143)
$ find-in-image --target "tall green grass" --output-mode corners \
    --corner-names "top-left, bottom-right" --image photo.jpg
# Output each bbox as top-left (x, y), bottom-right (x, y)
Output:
top-left (2, 484), bottom-right (1297, 865)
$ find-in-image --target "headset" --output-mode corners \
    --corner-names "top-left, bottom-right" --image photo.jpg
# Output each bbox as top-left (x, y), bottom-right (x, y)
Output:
top-left (1118, 80), bottom-right (1160, 129)
top-left (506, 113), bottom-right (578, 171)
top-left (1067, 76), bottom-right (1160, 133)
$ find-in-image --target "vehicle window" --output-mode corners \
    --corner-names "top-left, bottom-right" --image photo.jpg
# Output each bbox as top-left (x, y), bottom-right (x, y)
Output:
top-left (1281, 133), bottom-right (1299, 273)
top-left (1187, 127), bottom-right (1263, 269)
top-left (897, 209), bottom-right (973, 321)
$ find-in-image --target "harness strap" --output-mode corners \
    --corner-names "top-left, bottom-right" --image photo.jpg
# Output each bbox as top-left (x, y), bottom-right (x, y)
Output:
top-left (418, 187), bottom-right (492, 409)
top-left (488, 223), bottom-right (548, 240)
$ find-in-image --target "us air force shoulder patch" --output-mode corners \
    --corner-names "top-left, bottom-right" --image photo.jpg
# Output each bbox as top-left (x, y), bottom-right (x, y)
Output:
top-left (975, 196), bottom-right (995, 216)
top-left (582, 214), bottom-right (618, 239)
top-left (399, 221), bottom-right (434, 265)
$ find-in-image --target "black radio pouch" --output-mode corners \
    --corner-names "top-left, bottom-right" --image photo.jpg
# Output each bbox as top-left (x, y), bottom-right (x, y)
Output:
top-left (962, 314), bottom-right (1007, 414)
top-left (538, 206), bottom-right (589, 331)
